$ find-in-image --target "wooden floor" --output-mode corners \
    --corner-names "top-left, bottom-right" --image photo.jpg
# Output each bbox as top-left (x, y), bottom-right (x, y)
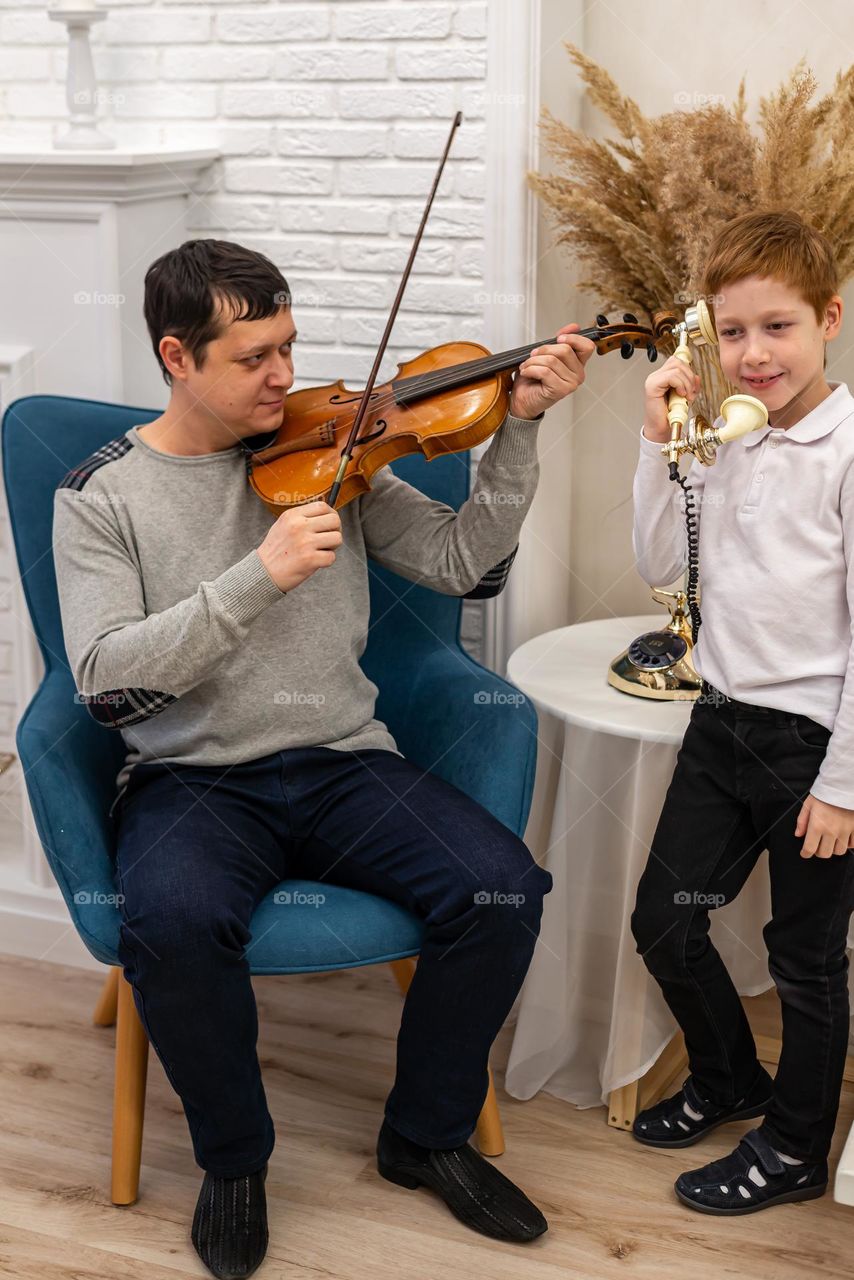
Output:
top-left (2, 955), bottom-right (854, 1280)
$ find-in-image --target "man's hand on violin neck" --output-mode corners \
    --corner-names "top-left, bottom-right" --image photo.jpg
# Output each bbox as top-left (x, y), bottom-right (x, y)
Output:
top-left (508, 323), bottom-right (597, 421)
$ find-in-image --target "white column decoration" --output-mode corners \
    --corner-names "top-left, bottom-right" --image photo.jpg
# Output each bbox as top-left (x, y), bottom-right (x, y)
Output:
top-left (48, 5), bottom-right (115, 152)
top-left (479, 0), bottom-right (542, 675)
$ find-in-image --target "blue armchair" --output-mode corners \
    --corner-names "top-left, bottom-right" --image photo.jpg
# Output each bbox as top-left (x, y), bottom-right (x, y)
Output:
top-left (3, 393), bottom-right (539, 1204)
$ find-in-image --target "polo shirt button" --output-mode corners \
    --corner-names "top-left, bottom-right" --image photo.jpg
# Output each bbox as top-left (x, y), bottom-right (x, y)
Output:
top-left (756, 472), bottom-right (765, 482)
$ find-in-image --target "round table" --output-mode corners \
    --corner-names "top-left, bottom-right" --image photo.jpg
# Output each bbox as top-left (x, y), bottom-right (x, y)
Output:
top-left (503, 615), bottom-right (776, 1109)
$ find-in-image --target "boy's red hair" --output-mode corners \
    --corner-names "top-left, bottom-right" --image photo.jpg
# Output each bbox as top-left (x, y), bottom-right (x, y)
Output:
top-left (700, 209), bottom-right (839, 324)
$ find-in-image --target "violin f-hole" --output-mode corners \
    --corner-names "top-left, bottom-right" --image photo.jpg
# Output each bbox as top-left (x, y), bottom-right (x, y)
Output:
top-left (353, 420), bottom-right (387, 447)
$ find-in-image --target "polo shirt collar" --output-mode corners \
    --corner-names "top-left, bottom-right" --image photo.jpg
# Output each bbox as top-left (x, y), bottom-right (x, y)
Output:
top-left (741, 380), bottom-right (854, 447)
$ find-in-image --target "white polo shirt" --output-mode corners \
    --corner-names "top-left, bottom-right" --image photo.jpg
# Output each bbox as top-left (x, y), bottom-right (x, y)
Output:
top-left (632, 380), bottom-right (854, 809)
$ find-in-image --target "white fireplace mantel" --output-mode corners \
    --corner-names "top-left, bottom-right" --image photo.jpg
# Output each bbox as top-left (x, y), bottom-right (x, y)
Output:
top-left (0, 146), bottom-right (220, 203)
top-left (0, 144), bottom-right (220, 408)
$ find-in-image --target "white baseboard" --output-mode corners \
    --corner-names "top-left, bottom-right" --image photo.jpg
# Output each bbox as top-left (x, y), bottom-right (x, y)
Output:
top-left (836, 1124), bottom-right (854, 1205)
top-left (0, 873), bottom-right (105, 972)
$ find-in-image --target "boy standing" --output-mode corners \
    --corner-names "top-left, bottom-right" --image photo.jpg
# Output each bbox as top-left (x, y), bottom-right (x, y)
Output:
top-left (630, 210), bottom-right (854, 1213)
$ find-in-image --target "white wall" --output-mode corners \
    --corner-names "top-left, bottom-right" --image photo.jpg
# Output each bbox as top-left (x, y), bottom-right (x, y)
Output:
top-left (0, 1), bottom-right (494, 691)
top-left (0, 2), bottom-right (490, 395)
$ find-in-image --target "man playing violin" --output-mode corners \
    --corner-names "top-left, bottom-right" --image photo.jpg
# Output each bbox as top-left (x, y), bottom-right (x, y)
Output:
top-left (52, 238), bottom-right (595, 1279)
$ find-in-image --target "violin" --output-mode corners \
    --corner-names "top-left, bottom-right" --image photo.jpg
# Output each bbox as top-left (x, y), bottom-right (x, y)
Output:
top-left (246, 112), bottom-right (659, 514)
top-left (247, 320), bottom-right (659, 513)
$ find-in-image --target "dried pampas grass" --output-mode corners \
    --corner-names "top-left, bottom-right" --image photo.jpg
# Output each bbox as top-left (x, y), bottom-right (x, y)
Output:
top-left (529, 45), bottom-right (854, 407)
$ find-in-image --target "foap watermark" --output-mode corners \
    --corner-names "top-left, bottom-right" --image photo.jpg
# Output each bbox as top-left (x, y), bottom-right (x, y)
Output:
top-left (74, 290), bottom-right (125, 307)
top-left (474, 890), bottom-right (526, 907)
top-left (673, 91), bottom-right (726, 108)
top-left (481, 91), bottom-right (527, 108)
top-left (81, 492), bottom-right (126, 507)
top-left (273, 889), bottom-right (325, 907)
top-left (694, 686), bottom-right (731, 708)
top-left (674, 290), bottom-right (726, 307)
top-left (473, 690), bottom-right (526, 707)
top-left (73, 88), bottom-right (125, 107)
top-left (74, 690), bottom-right (124, 706)
top-left (271, 491), bottom-right (321, 506)
top-left (474, 290), bottom-right (526, 308)
top-left (674, 890), bottom-right (725, 907)
top-left (273, 287), bottom-right (330, 308)
top-left (273, 690), bottom-right (326, 706)
top-left (473, 490), bottom-right (526, 506)
top-left (74, 890), bottom-right (124, 905)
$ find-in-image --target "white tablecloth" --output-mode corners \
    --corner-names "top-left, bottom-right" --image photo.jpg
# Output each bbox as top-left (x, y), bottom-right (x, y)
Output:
top-left (503, 616), bottom-right (796, 1109)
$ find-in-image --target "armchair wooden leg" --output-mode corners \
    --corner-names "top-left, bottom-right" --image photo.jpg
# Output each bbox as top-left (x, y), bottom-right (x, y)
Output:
top-left (93, 965), bottom-right (119, 1027)
top-left (386, 957), bottom-right (506, 1157)
top-left (111, 971), bottom-right (149, 1206)
top-left (475, 1065), bottom-right (505, 1156)
top-left (389, 956), bottom-right (417, 996)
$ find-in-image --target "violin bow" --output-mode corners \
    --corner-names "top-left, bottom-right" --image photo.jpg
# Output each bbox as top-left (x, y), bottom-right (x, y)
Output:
top-left (326, 111), bottom-right (463, 508)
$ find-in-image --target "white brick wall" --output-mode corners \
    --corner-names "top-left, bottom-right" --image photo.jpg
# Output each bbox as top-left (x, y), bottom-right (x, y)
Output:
top-left (0, 0), bottom-right (491, 656)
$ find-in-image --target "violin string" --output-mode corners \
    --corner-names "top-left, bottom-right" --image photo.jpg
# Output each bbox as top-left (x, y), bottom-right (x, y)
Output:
top-left (318, 325), bottom-right (651, 424)
top-left (255, 325), bottom-right (654, 457)
top-left (341, 338), bottom-right (563, 416)
top-left (390, 332), bottom-right (589, 401)
top-left (376, 324), bottom-right (653, 404)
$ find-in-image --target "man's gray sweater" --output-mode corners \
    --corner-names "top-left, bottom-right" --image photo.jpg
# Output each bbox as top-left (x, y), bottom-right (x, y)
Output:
top-left (52, 412), bottom-right (541, 805)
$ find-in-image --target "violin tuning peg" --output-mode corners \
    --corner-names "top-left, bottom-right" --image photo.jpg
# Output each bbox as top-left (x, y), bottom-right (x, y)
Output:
top-left (647, 343), bottom-right (658, 362)
top-left (620, 341), bottom-right (634, 359)
top-left (623, 312), bottom-right (638, 324)
top-left (596, 313), bottom-right (609, 327)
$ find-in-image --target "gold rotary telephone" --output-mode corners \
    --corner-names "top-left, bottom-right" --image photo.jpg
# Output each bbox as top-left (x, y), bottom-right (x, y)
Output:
top-left (607, 297), bottom-right (769, 701)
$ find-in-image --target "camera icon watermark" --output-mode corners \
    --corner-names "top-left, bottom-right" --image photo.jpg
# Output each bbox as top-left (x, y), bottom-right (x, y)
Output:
top-left (74, 290), bottom-right (125, 307)
top-left (473, 490), bottom-right (526, 505)
top-left (694, 686), bottom-right (731, 708)
top-left (674, 290), bottom-right (726, 307)
top-left (473, 689), bottom-right (526, 706)
top-left (273, 889), bottom-right (325, 907)
top-left (673, 91), bottom-right (726, 108)
top-left (73, 690), bottom-right (123, 706)
top-left (474, 889), bottom-right (526, 907)
top-left (273, 690), bottom-right (326, 706)
top-left (473, 290), bottom-right (526, 307)
top-left (673, 890), bottom-right (725, 907)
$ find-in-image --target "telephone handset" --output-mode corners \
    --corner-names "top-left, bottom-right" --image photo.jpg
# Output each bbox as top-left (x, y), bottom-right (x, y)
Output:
top-left (607, 298), bottom-right (769, 701)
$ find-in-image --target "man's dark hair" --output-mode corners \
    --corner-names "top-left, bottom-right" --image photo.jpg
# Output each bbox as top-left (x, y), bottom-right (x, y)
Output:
top-left (143, 238), bottom-right (291, 385)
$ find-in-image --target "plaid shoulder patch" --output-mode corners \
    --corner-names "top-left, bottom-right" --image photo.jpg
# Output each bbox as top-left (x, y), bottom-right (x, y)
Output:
top-left (57, 434), bottom-right (134, 492)
top-left (77, 687), bottom-right (177, 729)
top-left (463, 545), bottom-right (519, 599)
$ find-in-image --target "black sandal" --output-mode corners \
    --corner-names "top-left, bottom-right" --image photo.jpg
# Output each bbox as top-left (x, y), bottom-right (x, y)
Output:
top-left (675, 1127), bottom-right (827, 1214)
top-left (632, 1068), bottom-right (774, 1148)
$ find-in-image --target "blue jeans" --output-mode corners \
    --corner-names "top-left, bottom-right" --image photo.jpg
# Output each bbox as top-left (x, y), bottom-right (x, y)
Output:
top-left (112, 746), bottom-right (552, 1178)
top-left (631, 684), bottom-right (854, 1162)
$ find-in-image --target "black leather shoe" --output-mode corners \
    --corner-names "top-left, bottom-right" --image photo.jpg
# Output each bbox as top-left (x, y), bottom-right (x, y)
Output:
top-left (376, 1119), bottom-right (547, 1242)
top-left (191, 1162), bottom-right (269, 1279)
top-left (632, 1067), bottom-right (774, 1148)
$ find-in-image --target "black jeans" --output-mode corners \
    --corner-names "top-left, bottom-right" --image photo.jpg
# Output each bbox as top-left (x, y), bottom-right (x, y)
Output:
top-left (112, 746), bottom-right (552, 1178)
top-left (631, 683), bottom-right (854, 1162)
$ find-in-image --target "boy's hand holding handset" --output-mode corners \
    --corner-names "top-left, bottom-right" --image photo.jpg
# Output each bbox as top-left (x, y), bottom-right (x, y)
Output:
top-left (642, 354), bottom-right (703, 445)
